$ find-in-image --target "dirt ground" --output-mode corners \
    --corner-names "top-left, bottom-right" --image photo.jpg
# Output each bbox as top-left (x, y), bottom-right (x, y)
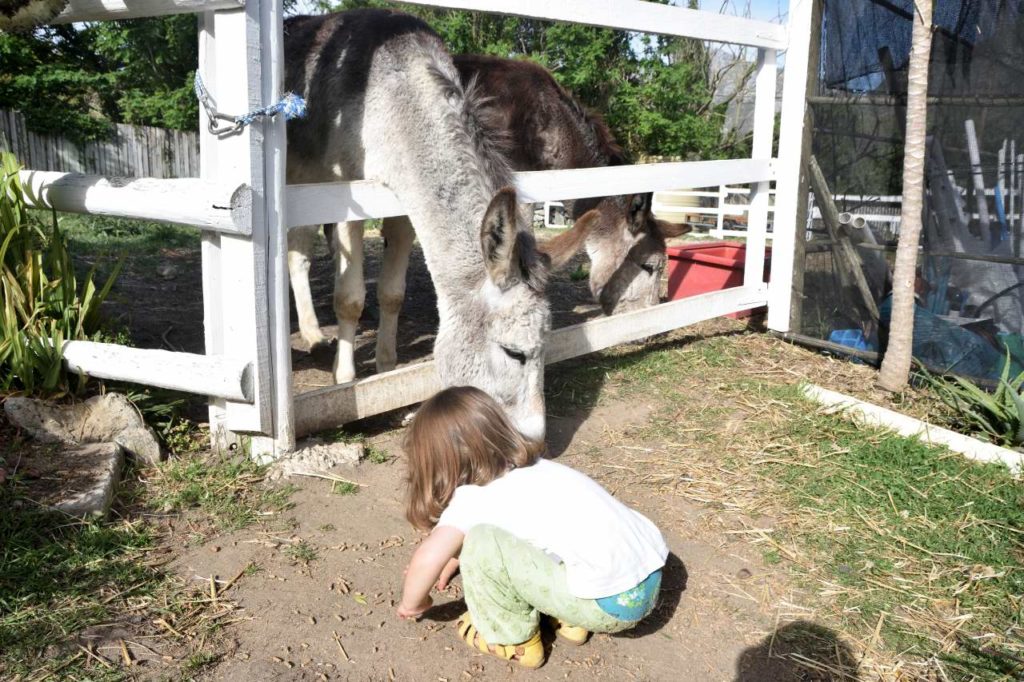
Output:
top-left (170, 398), bottom-right (812, 682)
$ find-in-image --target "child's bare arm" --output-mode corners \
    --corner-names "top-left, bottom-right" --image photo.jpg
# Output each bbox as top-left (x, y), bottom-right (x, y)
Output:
top-left (397, 525), bottom-right (464, 619)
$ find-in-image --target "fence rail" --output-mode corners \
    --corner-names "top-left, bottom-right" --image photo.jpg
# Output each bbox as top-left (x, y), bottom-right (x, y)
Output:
top-left (1, 109), bottom-right (199, 178)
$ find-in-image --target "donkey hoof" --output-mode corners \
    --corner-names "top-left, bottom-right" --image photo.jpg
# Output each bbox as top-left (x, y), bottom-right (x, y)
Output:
top-left (302, 330), bottom-right (328, 351)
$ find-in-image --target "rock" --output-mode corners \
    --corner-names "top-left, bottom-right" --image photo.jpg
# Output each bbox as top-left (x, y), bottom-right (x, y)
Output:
top-left (267, 441), bottom-right (364, 482)
top-left (53, 442), bottom-right (123, 518)
top-left (156, 263), bottom-right (179, 280)
top-left (4, 393), bottom-right (164, 466)
top-left (113, 425), bottom-right (163, 467)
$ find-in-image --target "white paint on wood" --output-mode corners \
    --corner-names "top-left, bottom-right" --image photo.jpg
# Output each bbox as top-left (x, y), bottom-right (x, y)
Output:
top-left (210, 7), bottom-right (273, 436)
top-left (294, 286), bottom-right (769, 436)
top-left (17, 170), bottom-right (249, 234)
top-left (254, 0), bottom-right (296, 458)
top-left (287, 159), bottom-right (777, 227)
top-left (53, 0), bottom-right (242, 23)
top-left (744, 48), bottom-right (777, 289)
top-left (801, 384), bottom-right (1024, 475)
top-left (397, 0), bottom-right (787, 48)
top-left (62, 341), bottom-right (252, 402)
top-left (767, 0), bottom-right (815, 332)
top-left (199, 11), bottom-right (232, 450)
top-left (546, 285), bottom-right (768, 364)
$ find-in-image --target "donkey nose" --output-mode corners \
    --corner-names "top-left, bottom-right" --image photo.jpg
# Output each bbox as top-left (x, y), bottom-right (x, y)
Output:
top-left (515, 412), bottom-right (546, 444)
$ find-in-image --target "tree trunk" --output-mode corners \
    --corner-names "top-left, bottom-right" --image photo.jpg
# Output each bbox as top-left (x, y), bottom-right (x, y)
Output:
top-left (877, 0), bottom-right (935, 392)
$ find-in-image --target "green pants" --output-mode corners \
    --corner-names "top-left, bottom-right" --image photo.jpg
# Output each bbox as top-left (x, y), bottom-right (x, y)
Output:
top-left (460, 525), bottom-right (646, 645)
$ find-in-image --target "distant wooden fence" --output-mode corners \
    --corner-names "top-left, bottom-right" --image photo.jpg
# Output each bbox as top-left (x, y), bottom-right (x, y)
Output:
top-left (0, 109), bottom-right (198, 178)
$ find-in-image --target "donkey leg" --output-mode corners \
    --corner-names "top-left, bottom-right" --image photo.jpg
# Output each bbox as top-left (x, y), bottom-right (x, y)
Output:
top-left (287, 225), bottom-right (326, 349)
top-left (332, 220), bottom-right (366, 384)
top-left (376, 216), bottom-right (415, 374)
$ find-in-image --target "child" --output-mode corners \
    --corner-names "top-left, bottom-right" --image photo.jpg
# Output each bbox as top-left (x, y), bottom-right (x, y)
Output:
top-left (396, 386), bottom-right (668, 669)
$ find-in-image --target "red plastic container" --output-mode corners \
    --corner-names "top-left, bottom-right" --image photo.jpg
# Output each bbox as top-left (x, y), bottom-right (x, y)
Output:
top-left (665, 242), bottom-right (771, 319)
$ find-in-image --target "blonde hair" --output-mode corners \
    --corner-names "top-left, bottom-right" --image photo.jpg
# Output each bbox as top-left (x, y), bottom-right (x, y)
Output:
top-left (403, 386), bottom-right (541, 530)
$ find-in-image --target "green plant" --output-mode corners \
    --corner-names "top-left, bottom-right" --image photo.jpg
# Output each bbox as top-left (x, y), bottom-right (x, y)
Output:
top-left (366, 444), bottom-right (391, 464)
top-left (0, 152), bottom-right (122, 395)
top-left (922, 360), bottom-right (1024, 446)
top-left (332, 481), bottom-right (360, 496)
top-left (285, 540), bottom-right (318, 564)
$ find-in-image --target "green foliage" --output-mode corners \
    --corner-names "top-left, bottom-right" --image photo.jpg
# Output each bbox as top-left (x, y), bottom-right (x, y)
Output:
top-left (923, 361), bottom-right (1024, 446)
top-left (0, 16), bottom-right (198, 141)
top-left (0, 152), bottom-right (122, 395)
top-left (340, 0), bottom-right (750, 160)
top-left (0, 26), bottom-right (114, 143)
top-left (121, 387), bottom-right (208, 454)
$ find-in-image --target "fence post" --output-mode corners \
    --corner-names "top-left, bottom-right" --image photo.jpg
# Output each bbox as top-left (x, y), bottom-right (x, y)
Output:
top-left (767, 0), bottom-right (817, 333)
top-left (744, 47), bottom-right (776, 289)
top-left (198, 0), bottom-right (293, 458)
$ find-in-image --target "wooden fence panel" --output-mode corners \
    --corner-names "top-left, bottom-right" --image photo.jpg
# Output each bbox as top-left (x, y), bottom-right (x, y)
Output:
top-left (0, 109), bottom-right (199, 178)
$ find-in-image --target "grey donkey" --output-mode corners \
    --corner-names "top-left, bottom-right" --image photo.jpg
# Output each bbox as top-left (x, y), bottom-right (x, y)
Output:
top-left (288, 51), bottom-right (690, 386)
top-left (284, 9), bottom-right (596, 442)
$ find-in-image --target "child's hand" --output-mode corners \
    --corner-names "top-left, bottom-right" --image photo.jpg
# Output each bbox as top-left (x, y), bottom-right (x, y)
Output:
top-left (436, 558), bottom-right (460, 591)
top-left (396, 595), bottom-right (432, 620)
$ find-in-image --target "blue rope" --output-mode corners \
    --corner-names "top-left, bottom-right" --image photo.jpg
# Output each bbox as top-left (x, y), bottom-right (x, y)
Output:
top-left (194, 72), bottom-right (306, 134)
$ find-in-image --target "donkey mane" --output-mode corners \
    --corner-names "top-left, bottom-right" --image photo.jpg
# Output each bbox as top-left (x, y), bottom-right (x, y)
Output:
top-left (548, 78), bottom-right (629, 167)
top-left (427, 64), bottom-right (515, 208)
top-left (427, 64), bottom-right (549, 293)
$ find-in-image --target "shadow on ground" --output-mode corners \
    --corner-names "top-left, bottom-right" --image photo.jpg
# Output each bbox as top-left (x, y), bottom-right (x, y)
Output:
top-left (734, 620), bottom-right (860, 682)
top-left (544, 325), bottom-right (751, 458)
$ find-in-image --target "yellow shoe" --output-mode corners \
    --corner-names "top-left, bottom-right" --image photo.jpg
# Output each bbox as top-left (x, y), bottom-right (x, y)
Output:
top-left (547, 616), bottom-right (590, 646)
top-left (456, 612), bottom-right (545, 668)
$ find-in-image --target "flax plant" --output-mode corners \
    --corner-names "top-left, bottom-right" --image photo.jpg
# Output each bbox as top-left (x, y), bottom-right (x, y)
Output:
top-left (0, 152), bottom-right (121, 395)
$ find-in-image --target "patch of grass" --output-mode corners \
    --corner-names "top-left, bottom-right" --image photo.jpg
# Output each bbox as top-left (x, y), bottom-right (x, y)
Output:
top-left (318, 523), bottom-right (336, 532)
top-left (0, 496), bottom-right (156, 676)
top-left (54, 212), bottom-right (199, 258)
top-left (147, 455), bottom-right (294, 533)
top-left (183, 650), bottom-right (219, 673)
top-left (332, 481), bottom-right (360, 496)
top-left (0, 436), bottom-right (296, 680)
top-left (546, 331), bottom-right (743, 412)
top-left (739, 386), bottom-right (1024, 679)
top-left (366, 444), bottom-right (392, 464)
top-left (285, 541), bottom-right (319, 564)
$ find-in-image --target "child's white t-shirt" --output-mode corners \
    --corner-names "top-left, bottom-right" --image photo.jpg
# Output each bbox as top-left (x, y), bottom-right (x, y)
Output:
top-left (436, 458), bottom-right (668, 599)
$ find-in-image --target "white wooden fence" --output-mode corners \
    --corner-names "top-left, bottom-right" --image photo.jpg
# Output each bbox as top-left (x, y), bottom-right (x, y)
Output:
top-left (19, 0), bottom-right (814, 458)
top-left (654, 185), bottom-right (778, 240)
top-left (1, 109), bottom-right (199, 178)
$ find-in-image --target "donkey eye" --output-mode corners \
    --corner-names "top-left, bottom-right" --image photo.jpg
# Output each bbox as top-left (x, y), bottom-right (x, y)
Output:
top-left (501, 346), bottom-right (527, 365)
top-left (639, 262), bottom-right (657, 275)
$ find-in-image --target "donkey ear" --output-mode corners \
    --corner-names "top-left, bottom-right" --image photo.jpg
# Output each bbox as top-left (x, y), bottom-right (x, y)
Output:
top-left (627, 192), bottom-right (653, 234)
top-left (480, 187), bottom-right (521, 288)
top-left (654, 219), bottom-right (693, 239)
top-left (537, 209), bottom-right (600, 272)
